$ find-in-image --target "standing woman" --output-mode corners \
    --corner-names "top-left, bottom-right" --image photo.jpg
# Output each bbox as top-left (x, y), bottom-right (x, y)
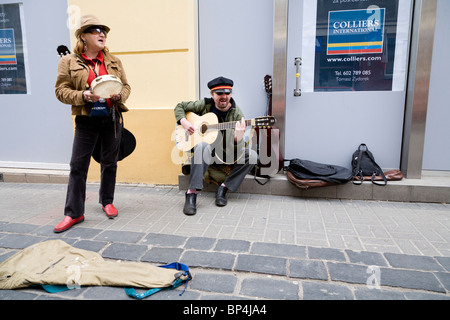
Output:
top-left (54, 15), bottom-right (131, 233)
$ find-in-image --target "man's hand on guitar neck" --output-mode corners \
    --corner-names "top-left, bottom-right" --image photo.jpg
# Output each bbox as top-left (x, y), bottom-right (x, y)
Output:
top-left (234, 117), bottom-right (246, 143)
top-left (180, 118), bottom-right (196, 135)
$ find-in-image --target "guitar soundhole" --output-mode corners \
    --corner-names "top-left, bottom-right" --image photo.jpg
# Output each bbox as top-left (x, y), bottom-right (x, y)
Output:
top-left (200, 124), bottom-right (208, 135)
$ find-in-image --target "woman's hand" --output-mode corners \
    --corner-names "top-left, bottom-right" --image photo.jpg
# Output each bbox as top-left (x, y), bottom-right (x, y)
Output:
top-left (110, 93), bottom-right (122, 102)
top-left (83, 90), bottom-right (101, 103)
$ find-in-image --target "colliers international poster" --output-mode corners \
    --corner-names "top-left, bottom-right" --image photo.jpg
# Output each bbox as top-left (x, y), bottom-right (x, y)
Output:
top-left (314, 0), bottom-right (402, 92)
top-left (0, 3), bottom-right (28, 94)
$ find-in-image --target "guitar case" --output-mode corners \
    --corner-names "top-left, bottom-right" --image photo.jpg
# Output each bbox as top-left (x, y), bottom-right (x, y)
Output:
top-left (285, 158), bottom-right (353, 189)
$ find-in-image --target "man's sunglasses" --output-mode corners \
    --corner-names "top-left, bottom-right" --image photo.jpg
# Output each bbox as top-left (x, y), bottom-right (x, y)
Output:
top-left (84, 27), bottom-right (107, 36)
top-left (214, 92), bottom-right (231, 96)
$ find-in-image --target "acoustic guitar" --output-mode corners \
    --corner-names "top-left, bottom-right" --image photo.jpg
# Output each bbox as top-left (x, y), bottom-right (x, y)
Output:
top-left (174, 112), bottom-right (276, 152)
top-left (251, 75), bottom-right (283, 178)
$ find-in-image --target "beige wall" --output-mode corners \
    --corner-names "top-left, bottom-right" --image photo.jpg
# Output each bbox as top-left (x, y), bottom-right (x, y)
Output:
top-left (68, 0), bottom-right (198, 184)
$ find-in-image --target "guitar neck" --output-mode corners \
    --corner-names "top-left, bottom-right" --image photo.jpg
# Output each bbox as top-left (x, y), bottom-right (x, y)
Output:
top-left (209, 119), bottom-right (253, 131)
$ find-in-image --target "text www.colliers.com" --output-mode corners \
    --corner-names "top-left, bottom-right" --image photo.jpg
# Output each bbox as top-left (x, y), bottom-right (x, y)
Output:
top-left (327, 55), bottom-right (382, 63)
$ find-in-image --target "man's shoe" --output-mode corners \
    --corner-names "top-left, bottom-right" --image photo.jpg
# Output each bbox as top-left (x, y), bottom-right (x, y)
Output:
top-left (216, 185), bottom-right (228, 207)
top-left (183, 192), bottom-right (197, 216)
top-left (53, 215), bottom-right (85, 233)
top-left (102, 204), bottom-right (118, 218)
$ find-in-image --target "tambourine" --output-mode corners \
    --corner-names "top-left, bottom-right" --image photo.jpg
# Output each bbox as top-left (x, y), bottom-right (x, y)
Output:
top-left (91, 75), bottom-right (123, 99)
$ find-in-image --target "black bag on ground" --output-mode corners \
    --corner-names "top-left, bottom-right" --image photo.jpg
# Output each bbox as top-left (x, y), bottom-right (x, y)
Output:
top-left (285, 158), bottom-right (353, 188)
top-left (351, 143), bottom-right (387, 186)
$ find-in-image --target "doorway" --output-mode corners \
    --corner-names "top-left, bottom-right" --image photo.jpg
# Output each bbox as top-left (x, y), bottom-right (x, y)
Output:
top-left (282, 0), bottom-right (413, 169)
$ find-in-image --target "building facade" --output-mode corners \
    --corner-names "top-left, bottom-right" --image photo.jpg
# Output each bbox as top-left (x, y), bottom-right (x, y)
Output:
top-left (0, 0), bottom-right (448, 185)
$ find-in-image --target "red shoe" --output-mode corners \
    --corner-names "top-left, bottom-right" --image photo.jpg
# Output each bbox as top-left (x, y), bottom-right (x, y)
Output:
top-left (53, 215), bottom-right (84, 233)
top-left (102, 204), bottom-right (118, 218)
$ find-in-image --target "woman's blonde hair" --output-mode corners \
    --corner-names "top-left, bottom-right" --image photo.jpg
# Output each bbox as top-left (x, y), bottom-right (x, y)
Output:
top-left (73, 36), bottom-right (109, 55)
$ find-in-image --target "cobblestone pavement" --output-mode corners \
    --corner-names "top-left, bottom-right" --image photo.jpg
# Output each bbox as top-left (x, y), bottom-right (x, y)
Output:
top-left (0, 183), bottom-right (449, 301)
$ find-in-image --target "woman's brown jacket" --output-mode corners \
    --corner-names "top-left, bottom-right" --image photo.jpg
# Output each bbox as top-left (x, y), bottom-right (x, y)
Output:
top-left (55, 51), bottom-right (131, 116)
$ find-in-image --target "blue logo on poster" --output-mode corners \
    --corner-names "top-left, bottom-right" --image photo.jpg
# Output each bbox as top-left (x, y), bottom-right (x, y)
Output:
top-left (0, 29), bottom-right (17, 65)
top-left (327, 8), bottom-right (385, 55)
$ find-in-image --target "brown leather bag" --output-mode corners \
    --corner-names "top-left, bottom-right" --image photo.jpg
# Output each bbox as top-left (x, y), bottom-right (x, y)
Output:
top-left (288, 170), bottom-right (403, 189)
top-left (286, 171), bottom-right (337, 189)
top-left (353, 169), bottom-right (404, 182)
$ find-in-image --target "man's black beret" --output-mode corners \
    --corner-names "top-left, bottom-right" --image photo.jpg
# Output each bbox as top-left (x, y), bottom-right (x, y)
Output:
top-left (207, 76), bottom-right (234, 93)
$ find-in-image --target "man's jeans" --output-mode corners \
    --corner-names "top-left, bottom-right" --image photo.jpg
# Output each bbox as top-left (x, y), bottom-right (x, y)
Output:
top-left (188, 142), bottom-right (257, 192)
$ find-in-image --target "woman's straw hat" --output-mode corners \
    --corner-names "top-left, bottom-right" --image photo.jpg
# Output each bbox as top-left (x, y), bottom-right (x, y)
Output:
top-left (75, 14), bottom-right (110, 38)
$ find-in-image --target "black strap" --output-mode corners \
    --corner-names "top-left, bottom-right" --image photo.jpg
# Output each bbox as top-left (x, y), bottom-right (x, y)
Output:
top-left (253, 169), bottom-right (270, 186)
top-left (76, 54), bottom-right (100, 78)
top-left (362, 147), bottom-right (387, 186)
top-left (352, 147), bottom-right (364, 185)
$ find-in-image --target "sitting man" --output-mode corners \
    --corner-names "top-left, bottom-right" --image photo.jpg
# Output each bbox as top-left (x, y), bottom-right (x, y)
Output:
top-left (174, 76), bottom-right (257, 215)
